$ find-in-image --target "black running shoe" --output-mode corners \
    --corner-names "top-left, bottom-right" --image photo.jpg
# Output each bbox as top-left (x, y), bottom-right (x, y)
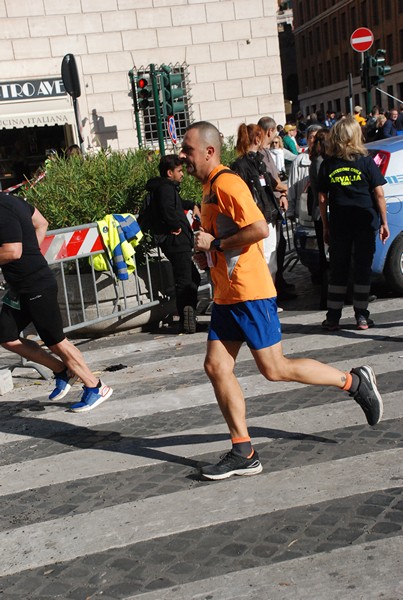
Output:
top-left (350, 365), bottom-right (383, 426)
top-left (322, 319), bottom-right (340, 331)
top-left (183, 305), bottom-right (197, 334)
top-left (200, 450), bottom-right (263, 481)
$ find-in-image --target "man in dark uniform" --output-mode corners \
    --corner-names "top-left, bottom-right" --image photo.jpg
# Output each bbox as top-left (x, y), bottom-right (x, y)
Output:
top-left (0, 192), bottom-right (112, 412)
top-left (145, 154), bottom-right (201, 333)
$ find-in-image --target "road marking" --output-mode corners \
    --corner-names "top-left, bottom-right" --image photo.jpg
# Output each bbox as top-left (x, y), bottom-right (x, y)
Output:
top-left (132, 535), bottom-right (403, 600)
top-left (0, 391), bottom-right (401, 495)
top-left (1, 447), bottom-right (402, 577)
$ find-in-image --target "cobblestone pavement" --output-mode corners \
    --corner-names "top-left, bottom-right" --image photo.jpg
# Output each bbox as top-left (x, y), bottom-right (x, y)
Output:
top-left (0, 264), bottom-right (402, 599)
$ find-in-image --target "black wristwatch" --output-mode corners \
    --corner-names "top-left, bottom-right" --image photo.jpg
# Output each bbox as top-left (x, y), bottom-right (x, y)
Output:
top-left (212, 238), bottom-right (223, 252)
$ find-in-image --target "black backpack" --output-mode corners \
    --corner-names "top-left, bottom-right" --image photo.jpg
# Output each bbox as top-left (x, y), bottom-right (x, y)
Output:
top-left (137, 191), bottom-right (154, 234)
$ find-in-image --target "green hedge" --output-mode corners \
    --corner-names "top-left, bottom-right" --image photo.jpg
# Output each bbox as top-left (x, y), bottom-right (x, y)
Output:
top-left (22, 139), bottom-right (237, 230)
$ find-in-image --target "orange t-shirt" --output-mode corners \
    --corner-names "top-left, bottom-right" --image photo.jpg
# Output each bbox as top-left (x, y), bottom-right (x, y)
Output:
top-left (201, 165), bottom-right (276, 304)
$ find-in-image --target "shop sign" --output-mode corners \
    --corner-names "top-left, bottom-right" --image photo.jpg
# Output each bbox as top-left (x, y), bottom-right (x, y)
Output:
top-left (0, 78), bottom-right (66, 102)
top-left (0, 113), bottom-right (71, 129)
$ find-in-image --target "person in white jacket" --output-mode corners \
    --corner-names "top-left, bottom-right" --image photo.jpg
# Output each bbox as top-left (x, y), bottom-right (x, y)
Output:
top-left (287, 124), bottom-right (323, 219)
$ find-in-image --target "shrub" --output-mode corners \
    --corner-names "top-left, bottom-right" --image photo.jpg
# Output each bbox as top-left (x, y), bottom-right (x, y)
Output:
top-left (22, 140), bottom-right (237, 230)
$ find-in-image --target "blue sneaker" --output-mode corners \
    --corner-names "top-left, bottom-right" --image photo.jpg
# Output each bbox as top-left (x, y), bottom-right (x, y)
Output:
top-left (49, 370), bottom-right (78, 401)
top-left (69, 382), bottom-right (113, 413)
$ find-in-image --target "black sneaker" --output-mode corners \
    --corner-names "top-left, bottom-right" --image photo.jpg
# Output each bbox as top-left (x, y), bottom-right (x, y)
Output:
top-left (350, 365), bottom-right (383, 426)
top-left (200, 450), bottom-right (263, 481)
top-left (183, 305), bottom-right (197, 334)
top-left (322, 319), bottom-right (340, 331)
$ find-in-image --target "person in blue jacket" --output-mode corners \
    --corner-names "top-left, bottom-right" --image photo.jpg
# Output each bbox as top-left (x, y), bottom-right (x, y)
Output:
top-left (381, 108), bottom-right (399, 138)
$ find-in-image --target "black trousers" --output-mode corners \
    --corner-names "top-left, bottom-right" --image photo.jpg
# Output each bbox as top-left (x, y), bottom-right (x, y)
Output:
top-left (327, 215), bottom-right (376, 322)
top-left (164, 251), bottom-right (201, 321)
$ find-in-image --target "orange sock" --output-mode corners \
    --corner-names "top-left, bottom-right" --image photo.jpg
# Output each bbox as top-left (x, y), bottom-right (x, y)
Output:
top-left (341, 372), bottom-right (352, 391)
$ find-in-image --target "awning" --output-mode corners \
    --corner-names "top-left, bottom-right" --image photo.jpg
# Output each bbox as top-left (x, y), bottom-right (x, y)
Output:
top-left (0, 97), bottom-right (75, 129)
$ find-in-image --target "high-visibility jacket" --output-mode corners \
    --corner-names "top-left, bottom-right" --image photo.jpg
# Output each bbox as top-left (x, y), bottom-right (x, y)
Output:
top-left (91, 213), bottom-right (143, 280)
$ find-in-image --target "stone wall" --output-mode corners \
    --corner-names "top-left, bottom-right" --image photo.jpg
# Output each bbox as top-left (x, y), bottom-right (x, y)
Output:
top-left (0, 0), bottom-right (285, 149)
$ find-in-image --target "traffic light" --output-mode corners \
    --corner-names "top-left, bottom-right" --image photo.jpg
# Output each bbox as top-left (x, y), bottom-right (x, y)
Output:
top-left (137, 75), bottom-right (152, 110)
top-left (159, 64), bottom-right (185, 117)
top-left (372, 49), bottom-right (391, 86)
top-left (362, 50), bottom-right (392, 90)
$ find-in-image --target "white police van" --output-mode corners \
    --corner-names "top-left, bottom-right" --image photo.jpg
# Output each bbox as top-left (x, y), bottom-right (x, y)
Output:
top-left (294, 136), bottom-right (403, 294)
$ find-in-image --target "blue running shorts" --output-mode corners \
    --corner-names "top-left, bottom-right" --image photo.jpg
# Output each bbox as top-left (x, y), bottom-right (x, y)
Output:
top-left (208, 298), bottom-right (282, 350)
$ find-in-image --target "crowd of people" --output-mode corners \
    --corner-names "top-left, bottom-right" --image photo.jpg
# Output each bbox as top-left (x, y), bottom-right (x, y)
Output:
top-left (0, 111), bottom-right (390, 478)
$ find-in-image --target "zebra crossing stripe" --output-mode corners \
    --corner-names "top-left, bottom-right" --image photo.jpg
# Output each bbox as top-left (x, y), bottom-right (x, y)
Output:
top-left (0, 391), bottom-right (402, 496)
top-left (132, 535), bottom-right (403, 600)
top-left (1, 448), bottom-right (402, 577)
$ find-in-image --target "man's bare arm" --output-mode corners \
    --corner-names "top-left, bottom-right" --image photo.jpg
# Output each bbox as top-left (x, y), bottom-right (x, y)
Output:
top-left (0, 242), bottom-right (22, 265)
top-left (31, 207), bottom-right (49, 247)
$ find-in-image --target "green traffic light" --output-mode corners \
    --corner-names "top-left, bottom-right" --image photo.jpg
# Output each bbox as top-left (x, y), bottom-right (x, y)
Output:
top-left (362, 51), bottom-right (391, 90)
top-left (159, 64), bottom-right (185, 117)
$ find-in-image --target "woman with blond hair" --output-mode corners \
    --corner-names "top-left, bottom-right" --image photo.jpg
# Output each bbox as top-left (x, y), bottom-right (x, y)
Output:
top-left (270, 135), bottom-right (286, 172)
top-left (318, 116), bottom-right (389, 331)
top-left (231, 123), bottom-right (282, 280)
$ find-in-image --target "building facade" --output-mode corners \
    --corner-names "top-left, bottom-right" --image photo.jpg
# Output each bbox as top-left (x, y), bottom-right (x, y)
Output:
top-left (0, 0), bottom-right (285, 188)
top-left (293, 0), bottom-right (403, 117)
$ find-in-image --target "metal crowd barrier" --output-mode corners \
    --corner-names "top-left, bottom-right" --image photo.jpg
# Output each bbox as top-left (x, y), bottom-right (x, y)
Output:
top-left (283, 217), bottom-right (299, 272)
top-left (42, 222), bottom-right (166, 334)
top-left (3, 221), bottom-right (174, 379)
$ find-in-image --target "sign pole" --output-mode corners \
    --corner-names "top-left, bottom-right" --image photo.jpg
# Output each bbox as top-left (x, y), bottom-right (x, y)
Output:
top-left (150, 63), bottom-right (165, 156)
top-left (350, 28), bottom-right (374, 118)
top-left (365, 51), bottom-right (372, 117)
top-left (348, 73), bottom-right (353, 115)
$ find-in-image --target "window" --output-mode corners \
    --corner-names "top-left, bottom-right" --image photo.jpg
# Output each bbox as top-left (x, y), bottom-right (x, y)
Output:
top-left (350, 7), bottom-right (356, 32)
top-left (301, 35), bottom-right (307, 59)
top-left (335, 56), bottom-right (340, 82)
top-left (318, 63), bottom-right (324, 87)
top-left (304, 69), bottom-right (309, 91)
top-left (387, 86), bottom-right (394, 109)
top-left (372, 0), bottom-right (379, 22)
top-left (360, 1), bottom-right (367, 25)
top-left (340, 13), bottom-right (347, 40)
top-left (316, 27), bottom-right (321, 51)
top-left (400, 29), bottom-right (403, 61)
top-left (343, 52), bottom-right (349, 75)
top-left (311, 66), bottom-right (316, 89)
top-left (323, 22), bottom-right (329, 48)
top-left (385, 2), bottom-right (392, 19)
top-left (387, 34), bottom-right (393, 63)
top-left (298, 1), bottom-right (304, 23)
top-left (326, 60), bottom-right (332, 84)
top-left (332, 18), bottom-right (338, 43)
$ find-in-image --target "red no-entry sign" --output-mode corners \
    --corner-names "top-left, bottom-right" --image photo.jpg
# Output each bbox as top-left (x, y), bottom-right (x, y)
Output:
top-left (350, 27), bottom-right (374, 52)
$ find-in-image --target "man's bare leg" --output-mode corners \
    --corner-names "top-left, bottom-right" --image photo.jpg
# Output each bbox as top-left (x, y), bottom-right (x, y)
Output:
top-left (48, 338), bottom-right (98, 388)
top-left (2, 337), bottom-right (97, 387)
top-left (204, 339), bottom-right (247, 439)
top-left (251, 341), bottom-right (348, 387)
top-left (1, 338), bottom-right (64, 373)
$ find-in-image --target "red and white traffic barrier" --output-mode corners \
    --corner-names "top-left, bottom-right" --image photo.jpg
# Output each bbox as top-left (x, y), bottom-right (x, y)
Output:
top-left (40, 226), bottom-right (104, 264)
top-left (3, 172), bottom-right (46, 194)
